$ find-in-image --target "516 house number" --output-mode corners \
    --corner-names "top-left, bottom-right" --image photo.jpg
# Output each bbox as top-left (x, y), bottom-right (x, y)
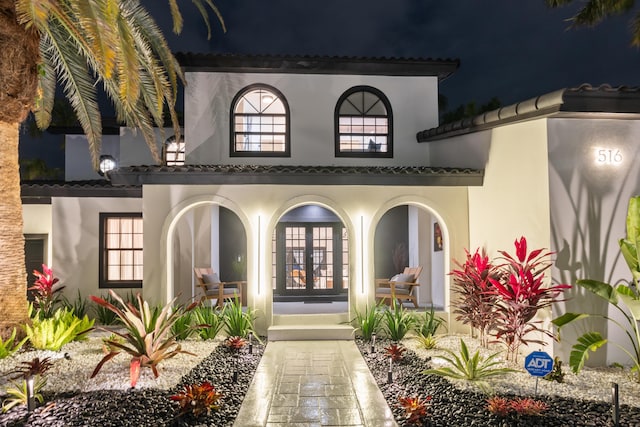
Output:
top-left (595, 148), bottom-right (623, 165)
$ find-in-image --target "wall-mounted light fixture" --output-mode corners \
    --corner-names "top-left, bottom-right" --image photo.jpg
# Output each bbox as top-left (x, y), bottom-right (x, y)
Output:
top-left (98, 155), bottom-right (117, 176)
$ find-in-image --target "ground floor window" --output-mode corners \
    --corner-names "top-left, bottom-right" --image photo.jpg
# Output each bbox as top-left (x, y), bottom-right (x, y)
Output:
top-left (99, 213), bottom-right (143, 288)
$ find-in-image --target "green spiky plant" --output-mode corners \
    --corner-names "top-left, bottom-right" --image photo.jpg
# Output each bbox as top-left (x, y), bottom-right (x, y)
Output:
top-left (382, 300), bottom-right (416, 341)
top-left (0, 328), bottom-right (27, 359)
top-left (423, 338), bottom-right (516, 394)
top-left (222, 296), bottom-right (260, 340)
top-left (414, 306), bottom-right (446, 349)
top-left (350, 303), bottom-right (383, 341)
top-left (192, 305), bottom-right (224, 340)
top-left (23, 306), bottom-right (94, 351)
top-left (2, 357), bottom-right (53, 413)
top-left (89, 290), bottom-right (200, 387)
top-left (553, 196), bottom-right (640, 381)
top-left (60, 289), bottom-right (88, 318)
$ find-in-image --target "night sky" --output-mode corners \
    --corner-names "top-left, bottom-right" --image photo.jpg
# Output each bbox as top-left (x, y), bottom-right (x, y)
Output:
top-left (20, 0), bottom-right (640, 169)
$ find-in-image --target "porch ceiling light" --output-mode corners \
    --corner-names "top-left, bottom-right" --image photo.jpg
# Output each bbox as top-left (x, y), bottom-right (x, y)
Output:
top-left (99, 155), bottom-right (117, 176)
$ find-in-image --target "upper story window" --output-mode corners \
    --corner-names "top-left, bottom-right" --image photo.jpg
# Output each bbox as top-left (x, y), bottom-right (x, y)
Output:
top-left (99, 213), bottom-right (143, 288)
top-left (231, 85), bottom-right (290, 157)
top-left (163, 135), bottom-right (185, 166)
top-left (335, 86), bottom-right (392, 158)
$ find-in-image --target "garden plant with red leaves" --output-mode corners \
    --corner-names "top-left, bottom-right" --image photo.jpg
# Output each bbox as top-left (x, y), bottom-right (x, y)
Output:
top-left (384, 343), bottom-right (406, 362)
top-left (487, 396), bottom-right (548, 417)
top-left (171, 382), bottom-right (223, 417)
top-left (28, 264), bottom-right (65, 319)
top-left (489, 237), bottom-right (570, 361)
top-left (398, 395), bottom-right (431, 425)
top-left (450, 249), bottom-right (497, 347)
top-left (225, 336), bottom-right (246, 351)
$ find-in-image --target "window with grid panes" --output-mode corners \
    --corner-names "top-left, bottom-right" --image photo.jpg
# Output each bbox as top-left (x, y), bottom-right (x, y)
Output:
top-left (231, 85), bottom-right (290, 157)
top-left (99, 213), bottom-right (143, 288)
top-left (335, 86), bottom-right (392, 158)
top-left (163, 135), bottom-right (185, 166)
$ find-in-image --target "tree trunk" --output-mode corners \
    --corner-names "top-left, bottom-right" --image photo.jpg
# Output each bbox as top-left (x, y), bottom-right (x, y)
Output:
top-left (0, 0), bottom-right (41, 339)
top-left (0, 121), bottom-right (28, 337)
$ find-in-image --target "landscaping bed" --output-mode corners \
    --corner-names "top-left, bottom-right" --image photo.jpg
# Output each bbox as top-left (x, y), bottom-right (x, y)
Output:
top-left (358, 337), bottom-right (640, 427)
top-left (0, 337), bottom-right (264, 427)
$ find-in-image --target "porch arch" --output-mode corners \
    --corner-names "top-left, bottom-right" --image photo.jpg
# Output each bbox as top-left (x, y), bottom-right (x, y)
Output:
top-left (161, 195), bottom-right (253, 306)
top-left (369, 195), bottom-right (453, 312)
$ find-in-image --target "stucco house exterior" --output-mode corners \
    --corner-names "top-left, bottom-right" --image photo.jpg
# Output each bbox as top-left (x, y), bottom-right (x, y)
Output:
top-left (20, 54), bottom-right (640, 363)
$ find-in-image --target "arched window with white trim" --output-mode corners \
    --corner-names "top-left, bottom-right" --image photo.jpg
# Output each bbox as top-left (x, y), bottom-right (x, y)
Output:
top-left (231, 85), bottom-right (290, 157)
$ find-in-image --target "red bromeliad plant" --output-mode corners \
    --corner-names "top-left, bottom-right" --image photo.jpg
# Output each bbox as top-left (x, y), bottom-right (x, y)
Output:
top-left (398, 395), bottom-right (431, 425)
top-left (225, 336), bottom-right (246, 351)
top-left (28, 264), bottom-right (65, 319)
top-left (489, 237), bottom-right (570, 361)
top-left (450, 249), bottom-right (497, 347)
top-left (171, 382), bottom-right (223, 417)
top-left (90, 290), bottom-right (199, 387)
top-left (384, 343), bottom-right (406, 362)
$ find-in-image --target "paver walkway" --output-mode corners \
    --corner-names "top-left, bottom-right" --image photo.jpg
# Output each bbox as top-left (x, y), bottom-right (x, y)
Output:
top-left (233, 340), bottom-right (397, 427)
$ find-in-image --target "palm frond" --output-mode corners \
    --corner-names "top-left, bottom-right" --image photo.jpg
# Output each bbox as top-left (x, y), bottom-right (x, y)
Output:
top-left (40, 28), bottom-right (103, 166)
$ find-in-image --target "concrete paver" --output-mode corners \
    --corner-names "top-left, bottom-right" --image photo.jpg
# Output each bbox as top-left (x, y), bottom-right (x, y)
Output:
top-left (233, 340), bottom-right (397, 427)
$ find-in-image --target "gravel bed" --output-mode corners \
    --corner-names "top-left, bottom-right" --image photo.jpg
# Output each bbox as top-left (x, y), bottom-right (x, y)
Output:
top-left (0, 334), bottom-right (264, 427)
top-left (359, 335), bottom-right (640, 427)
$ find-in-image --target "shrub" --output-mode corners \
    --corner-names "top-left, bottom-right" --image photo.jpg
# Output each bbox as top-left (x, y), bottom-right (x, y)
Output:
top-left (60, 289), bottom-right (88, 318)
top-left (171, 309), bottom-right (197, 341)
top-left (24, 307), bottom-right (94, 351)
top-left (90, 290), bottom-right (199, 387)
top-left (222, 296), bottom-right (259, 339)
top-left (192, 305), bottom-right (224, 340)
top-left (384, 343), bottom-right (406, 362)
top-left (2, 357), bottom-right (53, 413)
top-left (413, 306), bottom-right (446, 349)
top-left (0, 328), bottom-right (27, 359)
top-left (489, 237), bottom-right (570, 361)
top-left (28, 264), bottom-right (65, 319)
top-left (171, 382), bottom-right (223, 417)
top-left (487, 396), bottom-right (548, 417)
top-left (225, 336), bottom-right (246, 351)
top-left (349, 303), bottom-right (383, 341)
top-left (423, 338), bottom-right (516, 394)
top-left (398, 395), bottom-right (431, 425)
top-left (382, 301), bottom-right (415, 341)
top-left (91, 292), bottom-right (120, 325)
top-left (450, 248), bottom-right (497, 347)
top-left (543, 356), bottom-right (565, 383)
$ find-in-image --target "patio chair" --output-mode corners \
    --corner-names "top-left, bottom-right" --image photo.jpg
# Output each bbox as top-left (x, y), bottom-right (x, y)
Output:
top-left (194, 267), bottom-right (243, 308)
top-left (375, 266), bottom-right (423, 308)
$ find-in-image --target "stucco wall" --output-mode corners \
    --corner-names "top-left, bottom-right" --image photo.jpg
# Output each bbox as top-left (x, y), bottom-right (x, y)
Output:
top-left (548, 117), bottom-right (640, 366)
top-left (184, 72), bottom-right (438, 167)
top-left (50, 197), bottom-right (142, 300)
top-left (466, 119), bottom-right (552, 346)
top-left (141, 184), bottom-right (469, 333)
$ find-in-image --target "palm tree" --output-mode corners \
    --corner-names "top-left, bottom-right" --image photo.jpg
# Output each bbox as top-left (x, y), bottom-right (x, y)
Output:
top-left (0, 0), bottom-right (222, 338)
top-left (546, 0), bottom-right (640, 45)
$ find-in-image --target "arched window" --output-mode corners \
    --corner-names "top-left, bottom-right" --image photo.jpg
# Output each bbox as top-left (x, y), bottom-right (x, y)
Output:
top-left (163, 135), bottom-right (185, 166)
top-left (231, 85), bottom-right (290, 156)
top-left (335, 86), bottom-right (392, 158)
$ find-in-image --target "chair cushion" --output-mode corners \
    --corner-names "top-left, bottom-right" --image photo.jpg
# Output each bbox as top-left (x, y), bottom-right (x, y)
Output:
top-left (390, 273), bottom-right (415, 290)
top-left (202, 273), bottom-right (220, 284)
top-left (377, 287), bottom-right (411, 295)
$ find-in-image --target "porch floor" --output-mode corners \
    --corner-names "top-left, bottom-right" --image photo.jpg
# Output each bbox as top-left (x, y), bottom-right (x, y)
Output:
top-left (233, 340), bottom-right (397, 427)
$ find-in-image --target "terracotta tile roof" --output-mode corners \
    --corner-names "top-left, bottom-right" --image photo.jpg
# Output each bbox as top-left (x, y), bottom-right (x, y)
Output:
top-left (417, 84), bottom-right (640, 142)
top-left (176, 53), bottom-right (460, 80)
top-left (108, 164), bottom-right (483, 187)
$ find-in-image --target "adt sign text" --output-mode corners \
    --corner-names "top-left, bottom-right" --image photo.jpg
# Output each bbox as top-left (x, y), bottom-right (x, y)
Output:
top-left (524, 351), bottom-right (554, 377)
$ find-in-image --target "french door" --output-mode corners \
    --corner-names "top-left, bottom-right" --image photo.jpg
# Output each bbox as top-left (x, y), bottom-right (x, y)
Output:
top-left (274, 222), bottom-right (348, 297)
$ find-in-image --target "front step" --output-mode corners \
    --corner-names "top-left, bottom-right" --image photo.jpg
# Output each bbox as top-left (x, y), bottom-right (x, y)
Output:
top-left (268, 324), bottom-right (355, 341)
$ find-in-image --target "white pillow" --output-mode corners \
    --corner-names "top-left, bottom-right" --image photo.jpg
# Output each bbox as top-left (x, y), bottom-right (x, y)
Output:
top-left (390, 273), bottom-right (415, 283)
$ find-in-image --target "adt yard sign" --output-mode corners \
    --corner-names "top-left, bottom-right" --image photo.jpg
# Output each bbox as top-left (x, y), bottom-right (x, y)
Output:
top-left (524, 351), bottom-right (554, 377)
